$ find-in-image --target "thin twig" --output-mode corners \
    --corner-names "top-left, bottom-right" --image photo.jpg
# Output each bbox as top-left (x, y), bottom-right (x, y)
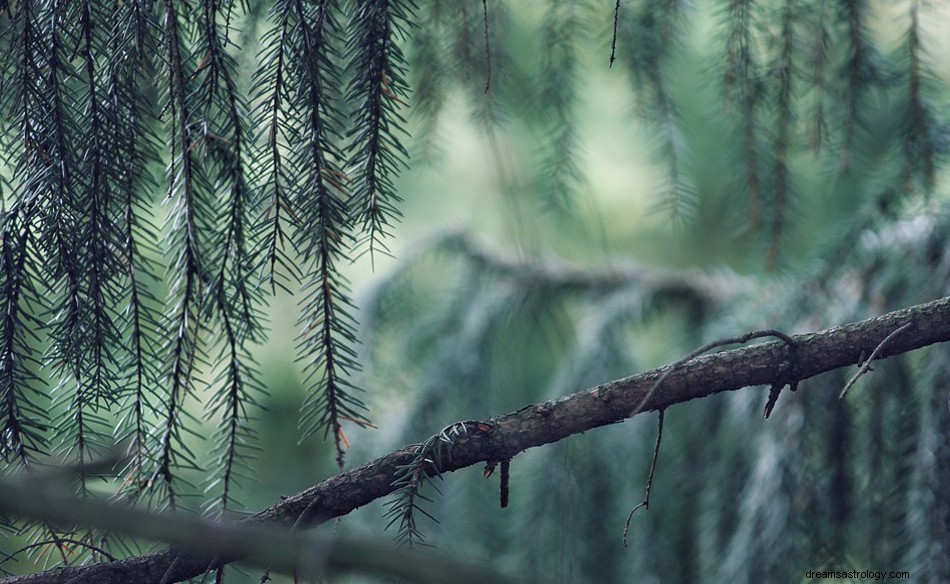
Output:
top-left (4, 538), bottom-right (117, 563)
top-left (499, 458), bottom-right (510, 508)
top-left (623, 409), bottom-right (664, 547)
top-left (840, 322), bottom-right (912, 399)
top-left (482, 0), bottom-right (491, 93)
top-left (633, 329), bottom-right (798, 419)
top-left (609, 0), bottom-right (621, 68)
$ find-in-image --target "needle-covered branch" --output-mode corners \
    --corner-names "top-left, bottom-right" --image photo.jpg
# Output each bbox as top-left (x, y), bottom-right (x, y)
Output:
top-left (3, 296), bottom-right (950, 584)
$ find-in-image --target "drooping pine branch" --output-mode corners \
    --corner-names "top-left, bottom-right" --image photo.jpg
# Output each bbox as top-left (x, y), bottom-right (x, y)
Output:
top-left (4, 0), bottom-right (129, 492)
top-left (805, 0), bottom-right (831, 151)
top-left (345, 0), bottom-right (412, 256)
top-left (79, 0), bottom-right (118, 413)
top-left (537, 0), bottom-right (585, 212)
top-left (253, 0), bottom-right (370, 469)
top-left (108, 0), bottom-right (163, 498)
top-left (299, 0), bottom-right (357, 471)
top-left (448, 0), bottom-right (511, 129)
top-left (406, 0), bottom-right (447, 162)
top-left (620, 0), bottom-right (694, 222)
top-left (723, 0), bottom-right (763, 227)
top-left (252, 0), bottom-right (298, 292)
top-left (837, 0), bottom-right (870, 170)
top-left (40, 0), bottom-right (107, 489)
top-left (0, 0), bottom-right (49, 467)
top-left (63, 0), bottom-right (133, 485)
top-left (155, 0), bottom-right (206, 509)
top-left (901, 2), bottom-right (936, 194)
top-left (193, 0), bottom-right (265, 518)
top-left (0, 206), bottom-right (46, 466)
top-left (383, 424), bottom-right (452, 547)
top-left (0, 4), bottom-right (97, 550)
top-left (767, 0), bottom-right (795, 268)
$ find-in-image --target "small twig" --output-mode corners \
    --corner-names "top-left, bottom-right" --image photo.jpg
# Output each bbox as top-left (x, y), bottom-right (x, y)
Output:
top-left (840, 322), bottom-right (912, 399)
top-left (499, 458), bottom-right (510, 508)
top-left (609, 0), bottom-right (621, 68)
top-left (623, 409), bottom-right (664, 547)
top-left (483, 460), bottom-right (497, 478)
top-left (634, 329), bottom-right (798, 419)
top-left (482, 0), bottom-right (492, 93)
top-left (763, 382), bottom-right (783, 418)
top-left (3, 538), bottom-right (117, 563)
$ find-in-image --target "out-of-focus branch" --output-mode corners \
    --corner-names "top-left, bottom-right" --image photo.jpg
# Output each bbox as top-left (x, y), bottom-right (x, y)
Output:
top-left (437, 230), bottom-right (746, 302)
top-left (4, 296), bottom-right (950, 584)
top-left (0, 476), bottom-right (523, 584)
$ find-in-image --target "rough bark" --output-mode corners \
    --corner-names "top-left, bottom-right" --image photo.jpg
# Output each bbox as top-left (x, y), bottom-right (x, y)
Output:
top-left (4, 296), bottom-right (950, 584)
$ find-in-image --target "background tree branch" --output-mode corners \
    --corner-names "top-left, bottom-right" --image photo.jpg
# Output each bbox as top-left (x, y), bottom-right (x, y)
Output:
top-left (0, 475), bottom-right (521, 584)
top-left (3, 296), bottom-right (949, 584)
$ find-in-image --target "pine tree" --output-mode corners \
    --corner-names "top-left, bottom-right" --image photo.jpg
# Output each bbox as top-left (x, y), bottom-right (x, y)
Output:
top-left (0, 1), bottom-right (947, 583)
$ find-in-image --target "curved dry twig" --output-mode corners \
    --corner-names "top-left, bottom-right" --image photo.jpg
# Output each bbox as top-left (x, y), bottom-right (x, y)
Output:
top-left (839, 322), bottom-right (912, 399)
top-left (623, 408), bottom-right (664, 547)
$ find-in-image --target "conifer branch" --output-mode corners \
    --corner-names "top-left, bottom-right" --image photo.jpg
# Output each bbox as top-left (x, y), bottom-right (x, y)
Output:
top-left (42, 0), bottom-right (104, 491)
top-left (768, 0), bottom-right (795, 268)
top-left (806, 0), bottom-right (831, 151)
top-left (193, 0), bottom-right (264, 517)
top-left (0, 206), bottom-right (46, 465)
top-left (723, 0), bottom-right (762, 226)
top-left (252, 0), bottom-right (297, 292)
top-left (0, 0), bottom-right (947, 579)
top-left (109, 0), bottom-right (163, 498)
top-left (538, 0), bottom-right (584, 211)
top-left (0, 477), bottom-right (523, 584)
top-left (278, 0), bottom-right (369, 470)
top-left (5, 297), bottom-right (949, 584)
top-left (838, 0), bottom-right (868, 170)
top-left (620, 1), bottom-right (692, 222)
top-left (382, 422), bottom-right (474, 546)
top-left (345, 0), bottom-right (412, 256)
top-left (902, 1), bottom-right (935, 193)
top-left (0, 4), bottom-right (48, 465)
top-left (839, 322), bottom-right (911, 399)
top-left (157, 0), bottom-right (206, 508)
top-left (406, 1), bottom-right (447, 161)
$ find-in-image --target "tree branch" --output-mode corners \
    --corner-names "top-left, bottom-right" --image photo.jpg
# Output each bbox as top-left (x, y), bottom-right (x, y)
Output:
top-left (0, 476), bottom-right (519, 584)
top-left (4, 296), bottom-right (950, 584)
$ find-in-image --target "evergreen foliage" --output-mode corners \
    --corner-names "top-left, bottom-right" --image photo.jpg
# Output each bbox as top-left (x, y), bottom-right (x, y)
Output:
top-left (0, 0), bottom-right (948, 583)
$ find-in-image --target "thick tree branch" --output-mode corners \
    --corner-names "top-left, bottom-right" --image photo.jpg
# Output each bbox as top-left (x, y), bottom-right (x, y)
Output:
top-left (5, 296), bottom-right (950, 584)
